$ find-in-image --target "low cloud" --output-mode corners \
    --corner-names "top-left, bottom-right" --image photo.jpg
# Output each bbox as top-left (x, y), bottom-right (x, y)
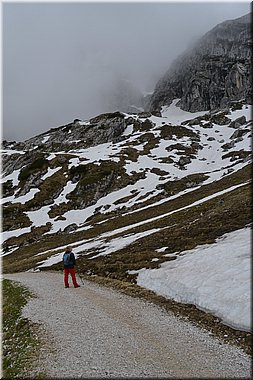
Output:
top-left (3, 2), bottom-right (250, 141)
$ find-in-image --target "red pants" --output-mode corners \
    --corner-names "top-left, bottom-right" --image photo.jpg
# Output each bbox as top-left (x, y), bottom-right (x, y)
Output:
top-left (64, 268), bottom-right (78, 287)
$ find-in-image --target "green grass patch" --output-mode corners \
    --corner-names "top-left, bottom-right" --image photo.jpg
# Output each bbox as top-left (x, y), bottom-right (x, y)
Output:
top-left (2, 279), bottom-right (41, 378)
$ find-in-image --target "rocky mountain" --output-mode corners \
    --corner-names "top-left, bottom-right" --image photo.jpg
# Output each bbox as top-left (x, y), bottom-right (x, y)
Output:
top-left (148, 13), bottom-right (252, 113)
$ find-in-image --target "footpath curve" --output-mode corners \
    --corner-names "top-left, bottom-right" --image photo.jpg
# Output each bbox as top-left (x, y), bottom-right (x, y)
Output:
top-left (4, 271), bottom-right (251, 378)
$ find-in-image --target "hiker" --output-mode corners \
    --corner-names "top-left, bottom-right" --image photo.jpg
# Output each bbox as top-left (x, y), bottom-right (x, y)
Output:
top-left (63, 246), bottom-right (80, 288)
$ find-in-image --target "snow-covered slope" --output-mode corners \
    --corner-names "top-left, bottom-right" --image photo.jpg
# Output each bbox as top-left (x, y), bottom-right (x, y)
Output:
top-left (2, 99), bottom-right (252, 332)
top-left (2, 101), bottom-right (251, 235)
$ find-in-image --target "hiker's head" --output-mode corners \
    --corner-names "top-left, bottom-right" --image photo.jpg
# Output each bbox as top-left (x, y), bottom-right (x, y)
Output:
top-left (66, 246), bottom-right (72, 252)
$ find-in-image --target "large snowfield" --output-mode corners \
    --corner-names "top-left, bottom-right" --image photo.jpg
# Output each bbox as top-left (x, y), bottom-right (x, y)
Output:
top-left (1, 100), bottom-right (252, 332)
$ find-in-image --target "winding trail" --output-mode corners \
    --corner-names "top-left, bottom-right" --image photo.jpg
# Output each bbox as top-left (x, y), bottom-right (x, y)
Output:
top-left (4, 271), bottom-right (251, 378)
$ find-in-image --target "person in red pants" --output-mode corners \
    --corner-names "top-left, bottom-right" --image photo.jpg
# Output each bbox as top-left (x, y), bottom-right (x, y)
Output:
top-left (63, 246), bottom-right (80, 288)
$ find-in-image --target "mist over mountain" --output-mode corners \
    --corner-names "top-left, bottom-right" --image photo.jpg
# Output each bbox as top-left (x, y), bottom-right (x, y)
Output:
top-left (99, 77), bottom-right (146, 114)
top-left (3, 2), bottom-right (251, 141)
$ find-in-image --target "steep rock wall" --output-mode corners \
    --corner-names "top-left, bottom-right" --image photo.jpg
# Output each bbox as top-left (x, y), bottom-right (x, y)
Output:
top-left (149, 13), bottom-right (252, 113)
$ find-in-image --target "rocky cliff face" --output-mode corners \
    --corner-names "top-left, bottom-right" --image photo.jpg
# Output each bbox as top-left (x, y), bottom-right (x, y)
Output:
top-left (149, 13), bottom-right (252, 113)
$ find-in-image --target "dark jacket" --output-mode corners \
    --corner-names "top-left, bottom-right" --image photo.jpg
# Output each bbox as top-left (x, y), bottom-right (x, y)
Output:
top-left (63, 251), bottom-right (76, 269)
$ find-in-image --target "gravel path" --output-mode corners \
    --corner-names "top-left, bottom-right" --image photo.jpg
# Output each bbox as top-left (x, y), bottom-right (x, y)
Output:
top-left (4, 271), bottom-right (251, 378)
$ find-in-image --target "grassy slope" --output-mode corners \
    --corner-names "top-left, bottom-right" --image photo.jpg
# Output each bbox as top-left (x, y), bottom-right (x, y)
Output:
top-left (2, 279), bottom-right (43, 378)
top-left (3, 164), bottom-right (251, 275)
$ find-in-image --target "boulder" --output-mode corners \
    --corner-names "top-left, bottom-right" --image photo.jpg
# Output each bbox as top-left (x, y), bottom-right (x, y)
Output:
top-left (229, 116), bottom-right (246, 129)
top-left (230, 128), bottom-right (249, 139)
top-left (178, 156), bottom-right (191, 166)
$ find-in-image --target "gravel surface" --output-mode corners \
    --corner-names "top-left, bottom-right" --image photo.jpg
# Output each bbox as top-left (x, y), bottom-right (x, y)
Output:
top-left (4, 271), bottom-right (252, 378)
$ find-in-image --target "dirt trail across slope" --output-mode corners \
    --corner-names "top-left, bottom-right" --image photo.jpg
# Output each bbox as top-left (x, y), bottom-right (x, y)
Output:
top-left (4, 271), bottom-right (251, 378)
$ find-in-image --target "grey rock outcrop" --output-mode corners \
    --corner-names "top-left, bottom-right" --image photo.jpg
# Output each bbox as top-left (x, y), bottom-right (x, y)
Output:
top-left (3, 112), bottom-right (127, 155)
top-left (178, 156), bottom-right (192, 167)
top-left (229, 116), bottom-right (246, 128)
top-left (149, 13), bottom-right (252, 113)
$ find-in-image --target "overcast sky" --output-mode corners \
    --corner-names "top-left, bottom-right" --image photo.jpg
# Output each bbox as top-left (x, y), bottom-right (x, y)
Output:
top-left (3, 1), bottom-right (251, 141)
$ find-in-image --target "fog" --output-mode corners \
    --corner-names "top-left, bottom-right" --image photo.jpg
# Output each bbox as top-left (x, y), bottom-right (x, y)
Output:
top-left (3, 2), bottom-right (250, 141)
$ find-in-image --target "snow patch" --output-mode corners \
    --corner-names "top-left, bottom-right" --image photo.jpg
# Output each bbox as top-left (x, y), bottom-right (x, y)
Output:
top-left (136, 227), bottom-right (251, 332)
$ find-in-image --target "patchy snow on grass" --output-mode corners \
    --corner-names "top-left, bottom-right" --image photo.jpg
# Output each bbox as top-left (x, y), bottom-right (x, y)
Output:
top-left (1, 188), bottom-right (40, 205)
top-left (37, 228), bottom-right (161, 267)
top-left (54, 180), bottom-right (78, 205)
top-left (91, 228), bottom-right (161, 259)
top-left (1, 169), bottom-right (21, 186)
top-left (41, 167), bottom-right (62, 181)
top-left (3, 101), bottom-right (252, 243)
top-left (2, 227), bottom-right (32, 243)
top-left (70, 142), bottom-right (121, 164)
top-left (3, 100), bottom-right (252, 336)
